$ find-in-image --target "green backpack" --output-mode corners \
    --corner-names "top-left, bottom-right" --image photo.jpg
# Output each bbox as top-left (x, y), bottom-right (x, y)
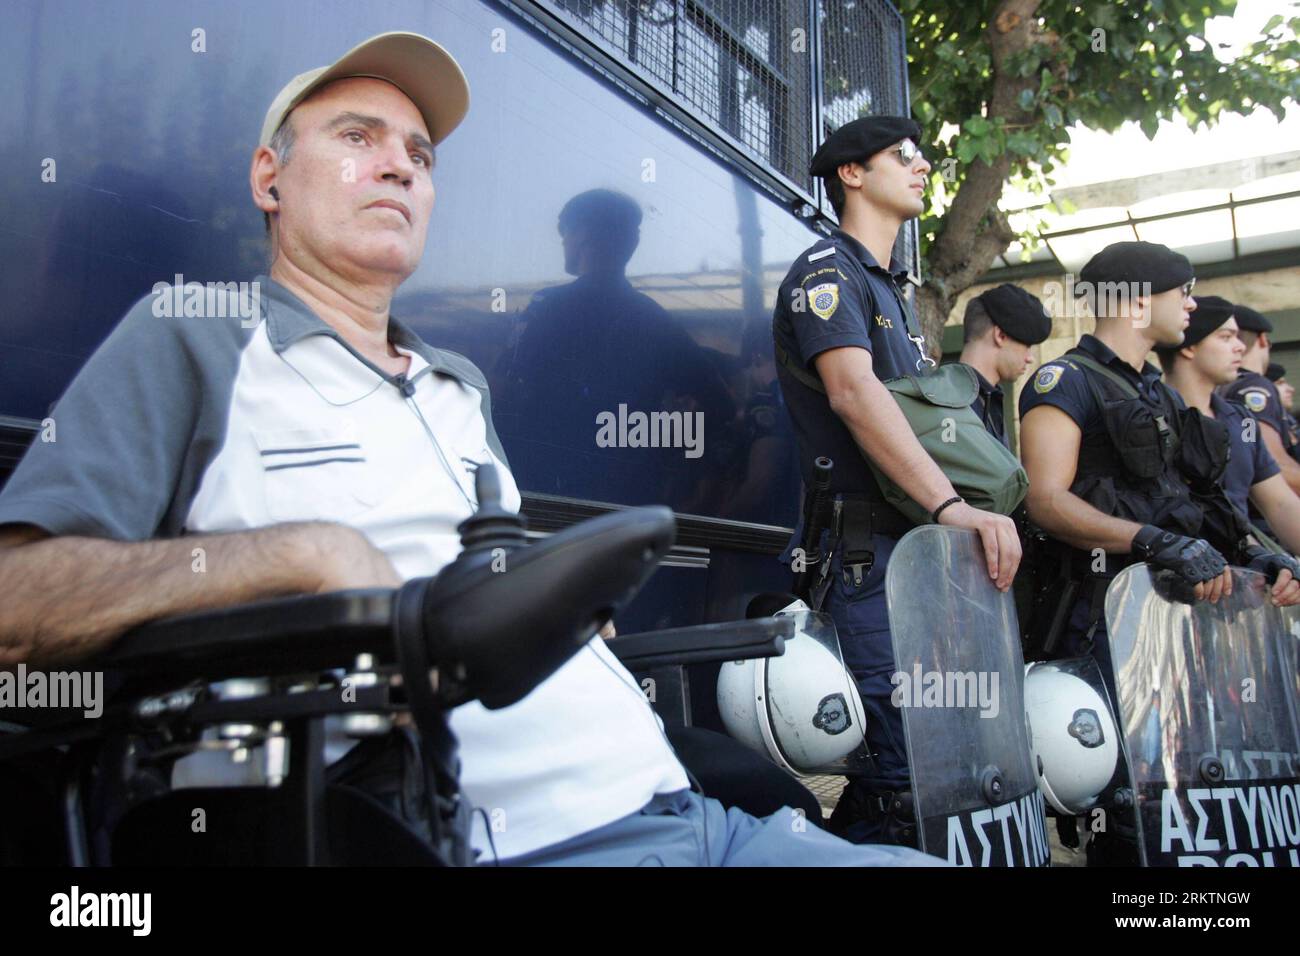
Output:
top-left (870, 363), bottom-right (1028, 524)
top-left (776, 291), bottom-right (1028, 524)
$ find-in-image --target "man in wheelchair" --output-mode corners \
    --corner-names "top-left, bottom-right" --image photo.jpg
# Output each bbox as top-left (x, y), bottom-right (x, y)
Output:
top-left (0, 32), bottom-right (933, 867)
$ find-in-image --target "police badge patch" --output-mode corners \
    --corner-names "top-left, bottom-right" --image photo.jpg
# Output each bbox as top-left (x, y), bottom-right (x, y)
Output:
top-left (1034, 365), bottom-right (1064, 394)
top-left (807, 282), bottom-right (839, 320)
top-left (1242, 389), bottom-right (1269, 413)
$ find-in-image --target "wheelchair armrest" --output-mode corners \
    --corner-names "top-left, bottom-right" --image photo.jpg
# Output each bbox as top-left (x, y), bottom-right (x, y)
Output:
top-left (0, 591), bottom-right (400, 761)
top-left (606, 616), bottom-right (791, 671)
top-left (94, 589), bottom-right (397, 687)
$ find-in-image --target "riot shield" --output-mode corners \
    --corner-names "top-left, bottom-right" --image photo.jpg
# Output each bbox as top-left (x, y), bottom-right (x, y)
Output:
top-left (1284, 605), bottom-right (1300, 723)
top-left (1105, 565), bottom-right (1300, 867)
top-left (886, 526), bottom-right (1049, 866)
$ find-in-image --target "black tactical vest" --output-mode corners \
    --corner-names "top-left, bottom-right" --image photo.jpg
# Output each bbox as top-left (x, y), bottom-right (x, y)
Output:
top-left (1064, 349), bottom-right (1218, 553)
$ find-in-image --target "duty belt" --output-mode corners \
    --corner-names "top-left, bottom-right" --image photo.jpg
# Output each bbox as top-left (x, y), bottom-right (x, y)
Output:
top-left (836, 493), bottom-right (915, 587)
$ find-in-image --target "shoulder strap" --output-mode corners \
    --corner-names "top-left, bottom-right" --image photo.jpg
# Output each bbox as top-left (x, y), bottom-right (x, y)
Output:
top-left (884, 278), bottom-right (936, 370)
top-left (1065, 351), bottom-right (1140, 399)
top-left (774, 342), bottom-right (827, 394)
top-left (872, 276), bottom-right (915, 337)
top-left (1068, 350), bottom-right (1181, 448)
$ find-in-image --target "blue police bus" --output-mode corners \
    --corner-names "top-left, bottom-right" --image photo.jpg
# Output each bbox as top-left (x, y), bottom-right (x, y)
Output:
top-left (0, 0), bottom-right (914, 780)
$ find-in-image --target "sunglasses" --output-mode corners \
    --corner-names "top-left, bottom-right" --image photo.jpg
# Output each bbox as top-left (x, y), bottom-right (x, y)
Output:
top-left (1180, 278), bottom-right (1196, 299)
top-left (893, 139), bottom-right (924, 166)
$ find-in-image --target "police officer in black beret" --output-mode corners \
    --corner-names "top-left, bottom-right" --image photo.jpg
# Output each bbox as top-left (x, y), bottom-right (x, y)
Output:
top-left (1021, 246), bottom-right (1300, 651)
top-left (1018, 243), bottom-right (1300, 863)
top-left (1013, 240), bottom-right (1300, 868)
top-left (772, 115), bottom-right (1021, 846)
top-left (957, 284), bottom-right (1052, 447)
top-left (1220, 304), bottom-right (1300, 489)
top-left (1265, 362), bottom-right (1300, 463)
top-left (1157, 296), bottom-right (1300, 554)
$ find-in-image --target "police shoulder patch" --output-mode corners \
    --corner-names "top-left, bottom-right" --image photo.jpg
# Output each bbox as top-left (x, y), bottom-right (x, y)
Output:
top-left (807, 282), bottom-right (839, 321)
top-left (1034, 364), bottom-right (1065, 394)
top-left (1242, 388), bottom-right (1269, 413)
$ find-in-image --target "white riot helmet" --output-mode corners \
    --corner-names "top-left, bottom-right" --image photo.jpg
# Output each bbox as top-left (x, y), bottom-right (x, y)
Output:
top-left (717, 605), bottom-right (869, 775)
top-left (1024, 661), bottom-right (1120, 814)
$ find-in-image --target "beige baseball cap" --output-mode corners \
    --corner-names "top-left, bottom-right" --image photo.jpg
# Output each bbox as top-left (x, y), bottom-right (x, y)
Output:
top-left (259, 32), bottom-right (470, 149)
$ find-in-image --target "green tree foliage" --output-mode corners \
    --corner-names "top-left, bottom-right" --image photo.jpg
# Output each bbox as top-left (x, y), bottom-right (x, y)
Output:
top-left (894, 0), bottom-right (1300, 343)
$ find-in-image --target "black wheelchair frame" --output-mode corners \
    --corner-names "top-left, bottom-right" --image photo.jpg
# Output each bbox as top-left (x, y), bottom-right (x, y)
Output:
top-left (0, 590), bottom-right (790, 866)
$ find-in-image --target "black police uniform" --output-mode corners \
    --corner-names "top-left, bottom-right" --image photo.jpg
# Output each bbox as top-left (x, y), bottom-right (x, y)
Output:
top-left (1221, 370), bottom-right (1296, 541)
top-left (969, 369), bottom-right (1008, 448)
top-left (774, 228), bottom-right (929, 495)
top-left (773, 225), bottom-right (930, 844)
top-left (1214, 392), bottom-right (1280, 519)
top-left (1287, 414), bottom-right (1300, 466)
top-left (1222, 369), bottom-right (1297, 459)
top-left (1019, 335), bottom-right (1251, 869)
top-left (1018, 334), bottom-right (1242, 676)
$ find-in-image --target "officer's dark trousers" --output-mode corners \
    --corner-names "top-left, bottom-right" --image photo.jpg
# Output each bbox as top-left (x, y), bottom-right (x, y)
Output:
top-left (1063, 589), bottom-right (1115, 703)
top-left (825, 533), bottom-right (909, 843)
top-left (1062, 589), bottom-right (1139, 866)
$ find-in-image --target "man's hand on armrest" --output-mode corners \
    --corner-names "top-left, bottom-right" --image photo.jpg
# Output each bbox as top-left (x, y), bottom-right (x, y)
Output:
top-left (0, 522), bottom-right (401, 667)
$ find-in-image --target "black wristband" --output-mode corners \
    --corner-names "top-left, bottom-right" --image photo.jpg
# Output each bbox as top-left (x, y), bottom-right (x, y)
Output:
top-left (931, 496), bottom-right (963, 523)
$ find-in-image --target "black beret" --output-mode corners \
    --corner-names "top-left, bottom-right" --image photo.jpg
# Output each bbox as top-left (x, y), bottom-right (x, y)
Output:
top-left (972, 283), bottom-right (1051, 345)
top-left (1233, 304), bottom-right (1273, 334)
top-left (1267, 362), bottom-right (1287, 383)
top-left (1155, 295), bottom-right (1234, 353)
top-left (1075, 241), bottom-right (1194, 297)
top-left (810, 115), bottom-right (923, 177)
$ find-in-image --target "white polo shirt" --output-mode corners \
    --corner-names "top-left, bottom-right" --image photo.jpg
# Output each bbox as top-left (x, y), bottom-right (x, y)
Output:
top-left (0, 276), bottom-right (688, 860)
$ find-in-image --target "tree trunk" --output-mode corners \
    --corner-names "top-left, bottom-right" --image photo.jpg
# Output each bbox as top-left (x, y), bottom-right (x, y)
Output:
top-left (915, 0), bottom-right (1049, 356)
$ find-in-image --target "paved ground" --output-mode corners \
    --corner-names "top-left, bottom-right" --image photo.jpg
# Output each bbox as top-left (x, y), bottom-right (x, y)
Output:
top-left (803, 775), bottom-right (1087, 866)
top-left (804, 773), bottom-right (847, 814)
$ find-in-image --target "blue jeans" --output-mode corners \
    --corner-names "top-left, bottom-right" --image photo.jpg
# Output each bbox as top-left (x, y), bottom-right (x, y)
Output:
top-left (493, 790), bottom-right (943, 866)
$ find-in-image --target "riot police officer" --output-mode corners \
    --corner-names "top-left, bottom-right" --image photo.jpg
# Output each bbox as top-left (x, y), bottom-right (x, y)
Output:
top-left (1221, 305), bottom-right (1300, 491)
top-left (1018, 243), bottom-right (1300, 864)
top-left (957, 284), bottom-right (1052, 447)
top-left (1265, 361), bottom-right (1300, 464)
top-left (1020, 243), bottom-right (1299, 666)
top-left (1159, 297), bottom-right (1300, 554)
top-left (772, 115), bottom-right (1020, 845)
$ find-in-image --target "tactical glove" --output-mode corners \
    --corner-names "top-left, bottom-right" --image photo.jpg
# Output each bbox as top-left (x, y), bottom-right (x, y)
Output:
top-left (1242, 546), bottom-right (1300, 584)
top-left (1131, 525), bottom-right (1226, 585)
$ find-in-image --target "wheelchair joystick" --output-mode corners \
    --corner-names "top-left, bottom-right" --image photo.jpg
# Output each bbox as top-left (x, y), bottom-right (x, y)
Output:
top-left (401, 463), bottom-right (675, 711)
top-left (457, 462), bottom-right (527, 555)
